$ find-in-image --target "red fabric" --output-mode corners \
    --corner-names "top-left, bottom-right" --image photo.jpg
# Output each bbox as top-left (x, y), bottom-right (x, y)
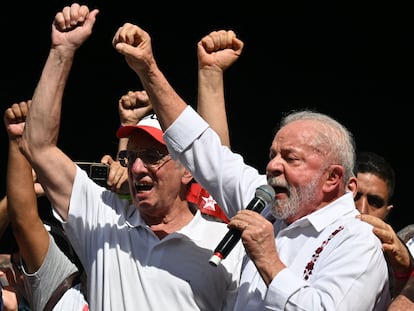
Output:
top-left (187, 183), bottom-right (229, 223)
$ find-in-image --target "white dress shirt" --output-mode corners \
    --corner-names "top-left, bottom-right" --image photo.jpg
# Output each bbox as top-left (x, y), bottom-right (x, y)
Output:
top-left (164, 106), bottom-right (391, 310)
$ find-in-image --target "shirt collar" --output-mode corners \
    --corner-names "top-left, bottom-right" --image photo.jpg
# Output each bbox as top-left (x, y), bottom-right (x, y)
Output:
top-left (295, 191), bottom-right (357, 232)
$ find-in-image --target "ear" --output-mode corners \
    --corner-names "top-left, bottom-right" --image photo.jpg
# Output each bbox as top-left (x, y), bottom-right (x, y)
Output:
top-left (347, 176), bottom-right (358, 197)
top-left (181, 168), bottom-right (194, 186)
top-left (324, 164), bottom-right (345, 191)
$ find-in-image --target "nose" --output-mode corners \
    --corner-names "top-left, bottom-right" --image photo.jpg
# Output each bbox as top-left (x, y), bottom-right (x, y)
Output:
top-left (130, 157), bottom-right (147, 172)
top-left (355, 196), bottom-right (368, 214)
top-left (266, 156), bottom-right (283, 177)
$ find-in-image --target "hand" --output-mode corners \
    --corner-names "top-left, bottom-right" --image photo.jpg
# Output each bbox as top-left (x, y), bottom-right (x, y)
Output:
top-left (4, 100), bottom-right (31, 139)
top-left (118, 90), bottom-right (153, 126)
top-left (112, 23), bottom-right (155, 74)
top-left (197, 30), bottom-right (244, 71)
top-left (0, 268), bottom-right (18, 311)
top-left (100, 155), bottom-right (129, 194)
top-left (0, 272), bottom-right (18, 311)
top-left (52, 3), bottom-right (99, 50)
top-left (229, 210), bottom-right (284, 285)
top-left (358, 214), bottom-right (413, 273)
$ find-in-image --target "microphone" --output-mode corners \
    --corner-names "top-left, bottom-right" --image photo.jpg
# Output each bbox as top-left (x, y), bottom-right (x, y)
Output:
top-left (209, 184), bottom-right (275, 267)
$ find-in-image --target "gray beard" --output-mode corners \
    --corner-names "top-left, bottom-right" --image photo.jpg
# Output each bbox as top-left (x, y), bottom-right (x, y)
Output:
top-left (271, 176), bottom-right (319, 220)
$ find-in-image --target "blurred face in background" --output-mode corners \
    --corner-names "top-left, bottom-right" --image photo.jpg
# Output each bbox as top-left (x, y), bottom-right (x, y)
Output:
top-left (354, 172), bottom-right (393, 220)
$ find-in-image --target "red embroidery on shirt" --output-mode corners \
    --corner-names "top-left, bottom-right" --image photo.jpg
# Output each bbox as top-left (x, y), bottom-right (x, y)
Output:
top-left (303, 225), bottom-right (344, 280)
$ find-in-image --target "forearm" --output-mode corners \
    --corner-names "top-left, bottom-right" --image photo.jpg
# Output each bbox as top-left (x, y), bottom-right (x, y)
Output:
top-left (0, 196), bottom-right (8, 238)
top-left (135, 63), bottom-right (188, 131)
top-left (19, 47), bottom-right (77, 220)
top-left (22, 48), bottom-right (75, 159)
top-left (7, 139), bottom-right (49, 272)
top-left (388, 295), bottom-right (414, 310)
top-left (389, 276), bottom-right (414, 310)
top-left (197, 68), bottom-right (230, 147)
top-left (7, 140), bottom-right (37, 226)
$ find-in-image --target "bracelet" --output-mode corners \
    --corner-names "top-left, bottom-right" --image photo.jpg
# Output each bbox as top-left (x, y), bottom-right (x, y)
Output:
top-left (394, 269), bottom-right (414, 280)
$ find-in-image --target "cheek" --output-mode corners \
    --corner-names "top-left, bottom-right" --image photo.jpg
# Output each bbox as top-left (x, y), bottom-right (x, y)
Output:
top-left (372, 208), bottom-right (388, 219)
top-left (288, 169), bottom-right (314, 186)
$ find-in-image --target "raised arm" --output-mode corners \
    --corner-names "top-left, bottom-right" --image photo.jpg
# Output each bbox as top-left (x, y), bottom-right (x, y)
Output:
top-left (197, 30), bottom-right (243, 148)
top-left (5, 100), bottom-right (49, 273)
top-left (117, 90), bottom-right (154, 151)
top-left (20, 4), bottom-right (99, 219)
top-left (112, 23), bottom-right (187, 131)
top-left (100, 90), bottom-right (153, 194)
top-left (0, 196), bottom-right (8, 239)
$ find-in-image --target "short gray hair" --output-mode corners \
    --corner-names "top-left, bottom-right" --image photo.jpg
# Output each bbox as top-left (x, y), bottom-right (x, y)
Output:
top-left (279, 110), bottom-right (356, 184)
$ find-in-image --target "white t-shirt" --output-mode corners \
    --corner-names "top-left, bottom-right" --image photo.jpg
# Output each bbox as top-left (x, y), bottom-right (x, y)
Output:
top-left (24, 235), bottom-right (88, 310)
top-left (63, 168), bottom-right (243, 311)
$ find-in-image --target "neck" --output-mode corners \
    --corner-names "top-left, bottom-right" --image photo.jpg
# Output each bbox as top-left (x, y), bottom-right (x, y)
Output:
top-left (143, 203), bottom-right (195, 239)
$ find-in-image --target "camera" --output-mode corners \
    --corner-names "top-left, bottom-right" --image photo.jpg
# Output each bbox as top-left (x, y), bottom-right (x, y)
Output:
top-left (75, 162), bottom-right (109, 187)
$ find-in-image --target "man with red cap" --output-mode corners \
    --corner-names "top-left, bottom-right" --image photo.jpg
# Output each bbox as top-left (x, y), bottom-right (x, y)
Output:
top-left (19, 4), bottom-right (244, 310)
top-left (116, 90), bottom-right (230, 224)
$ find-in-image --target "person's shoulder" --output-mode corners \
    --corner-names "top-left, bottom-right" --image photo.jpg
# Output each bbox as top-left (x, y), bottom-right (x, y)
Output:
top-left (339, 216), bottom-right (383, 246)
top-left (324, 214), bottom-right (375, 241)
top-left (398, 224), bottom-right (414, 243)
top-left (342, 215), bottom-right (374, 231)
top-left (54, 285), bottom-right (88, 310)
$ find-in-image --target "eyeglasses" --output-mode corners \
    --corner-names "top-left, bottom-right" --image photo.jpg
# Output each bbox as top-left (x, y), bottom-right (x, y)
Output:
top-left (118, 149), bottom-right (172, 170)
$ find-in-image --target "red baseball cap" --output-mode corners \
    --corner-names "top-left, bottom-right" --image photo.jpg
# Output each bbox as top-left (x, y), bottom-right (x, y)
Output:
top-left (116, 113), bottom-right (165, 145)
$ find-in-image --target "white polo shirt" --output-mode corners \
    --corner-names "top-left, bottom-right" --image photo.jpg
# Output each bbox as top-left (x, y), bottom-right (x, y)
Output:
top-left (62, 167), bottom-right (243, 311)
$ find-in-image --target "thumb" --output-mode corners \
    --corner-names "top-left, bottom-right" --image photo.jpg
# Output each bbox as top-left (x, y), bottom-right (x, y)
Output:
top-left (100, 154), bottom-right (114, 165)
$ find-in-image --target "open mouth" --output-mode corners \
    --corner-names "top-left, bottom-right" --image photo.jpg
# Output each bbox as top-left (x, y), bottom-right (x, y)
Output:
top-left (135, 183), bottom-right (153, 192)
top-left (273, 186), bottom-right (288, 196)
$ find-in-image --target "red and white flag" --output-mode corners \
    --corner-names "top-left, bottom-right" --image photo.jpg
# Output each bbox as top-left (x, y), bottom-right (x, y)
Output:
top-left (187, 183), bottom-right (229, 223)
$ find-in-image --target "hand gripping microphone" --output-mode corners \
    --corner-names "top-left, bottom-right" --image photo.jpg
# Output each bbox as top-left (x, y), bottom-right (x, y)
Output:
top-left (209, 184), bottom-right (275, 266)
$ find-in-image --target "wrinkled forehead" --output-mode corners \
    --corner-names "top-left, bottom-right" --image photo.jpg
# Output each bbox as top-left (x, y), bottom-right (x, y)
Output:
top-left (276, 120), bottom-right (323, 145)
top-left (271, 120), bottom-right (335, 162)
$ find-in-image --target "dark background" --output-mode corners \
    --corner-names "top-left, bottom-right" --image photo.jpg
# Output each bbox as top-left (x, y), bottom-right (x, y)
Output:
top-left (0, 2), bottom-right (412, 232)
